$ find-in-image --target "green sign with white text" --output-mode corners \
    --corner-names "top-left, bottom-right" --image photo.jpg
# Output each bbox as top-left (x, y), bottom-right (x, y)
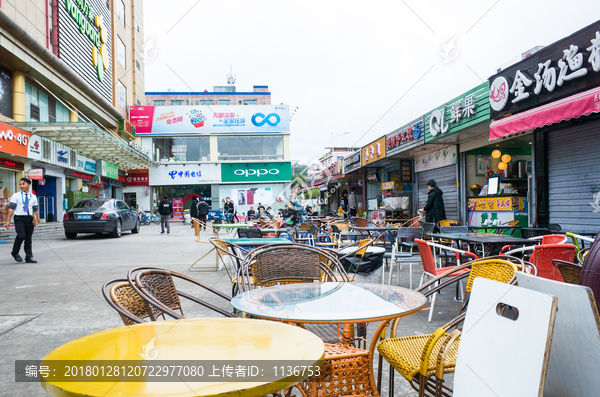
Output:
top-left (221, 163), bottom-right (292, 183)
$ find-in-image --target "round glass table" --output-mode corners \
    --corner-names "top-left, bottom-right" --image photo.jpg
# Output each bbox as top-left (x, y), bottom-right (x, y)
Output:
top-left (232, 283), bottom-right (427, 397)
top-left (39, 318), bottom-right (324, 397)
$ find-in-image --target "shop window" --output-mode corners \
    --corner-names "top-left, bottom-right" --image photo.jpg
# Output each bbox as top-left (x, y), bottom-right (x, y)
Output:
top-left (117, 36), bottom-right (126, 68)
top-left (245, 99), bottom-right (257, 105)
top-left (152, 136), bottom-right (211, 162)
top-left (171, 100), bottom-right (183, 105)
top-left (186, 100), bottom-right (189, 105)
top-left (196, 100), bottom-right (199, 105)
top-left (118, 80), bottom-right (126, 109)
top-left (217, 136), bottom-right (284, 161)
top-left (69, 148), bottom-right (77, 169)
top-left (42, 138), bottom-right (52, 162)
top-left (219, 100), bottom-right (230, 105)
top-left (48, 96), bottom-right (56, 122)
top-left (202, 100), bottom-right (213, 105)
top-left (117, 0), bottom-right (125, 26)
top-left (136, 98), bottom-right (141, 105)
top-left (153, 100), bottom-right (166, 106)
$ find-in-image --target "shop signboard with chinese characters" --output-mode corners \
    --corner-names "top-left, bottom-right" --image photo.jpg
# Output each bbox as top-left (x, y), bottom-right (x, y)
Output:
top-left (361, 137), bottom-right (386, 166)
top-left (130, 105), bottom-right (290, 135)
top-left (400, 160), bottom-right (414, 183)
top-left (0, 158), bottom-right (24, 171)
top-left (124, 169), bottom-right (149, 186)
top-left (468, 196), bottom-right (525, 212)
top-left (343, 151), bottom-right (361, 173)
top-left (118, 119), bottom-right (136, 137)
top-left (221, 162), bottom-right (292, 183)
top-left (386, 117), bottom-right (425, 155)
top-left (415, 146), bottom-right (457, 173)
top-left (149, 164), bottom-right (222, 186)
top-left (57, 0), bottom-right (112, 101)
top-left (65, 170), bottom-right (94, 181)
top-left (425, 82), bottom-right (490, 143)
top-left (99, 160), bottom-right (118, 179)
top-left (0, 121), bottom-right (32, 157)
top-left (489, 20), bottom-right (600, 120)
top-left (77, 154), bottom-right (96, 175)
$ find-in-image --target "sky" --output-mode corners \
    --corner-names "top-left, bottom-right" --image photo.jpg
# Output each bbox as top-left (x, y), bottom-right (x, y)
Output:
top-left (143, 0), bottom-right (600, 164)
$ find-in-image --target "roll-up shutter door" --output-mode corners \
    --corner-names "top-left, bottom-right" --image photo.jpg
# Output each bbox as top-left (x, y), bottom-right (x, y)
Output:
top-left (418, 165), bottom-right (458, 222)
top-left (548, 120), bottom-right (600, 233)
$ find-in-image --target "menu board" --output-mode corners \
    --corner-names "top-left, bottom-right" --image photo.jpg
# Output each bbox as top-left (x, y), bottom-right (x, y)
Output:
top-left (372, 210), bottom-right (386, 227)
top-left (400, 160), bottom-right (413, 183)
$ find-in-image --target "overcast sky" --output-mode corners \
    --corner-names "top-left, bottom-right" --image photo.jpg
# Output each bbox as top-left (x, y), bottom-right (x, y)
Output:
top-left (143, 0), bottom-right (600, 164)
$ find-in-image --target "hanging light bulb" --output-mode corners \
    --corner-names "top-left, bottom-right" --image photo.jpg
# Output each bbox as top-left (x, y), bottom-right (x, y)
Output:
top-left (498, 162), bottom-right (508, 170)
top-left (492, 150), bottom-right (502, 158)
top-left (501, 154), bottom-right (511, 163)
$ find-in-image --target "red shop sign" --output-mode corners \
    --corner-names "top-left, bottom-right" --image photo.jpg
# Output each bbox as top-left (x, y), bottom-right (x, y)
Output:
top-left (0, 157), bottom-right (25, 171)
top-left (64, 170), bottom-right (95, 181)
top-left (124, 169), bottom-right (149, 186)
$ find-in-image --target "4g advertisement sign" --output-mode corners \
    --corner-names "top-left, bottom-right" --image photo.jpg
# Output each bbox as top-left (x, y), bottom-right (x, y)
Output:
top-left (0, 122), bottom-right (32, 157)
top-left (221, 163), bottom-right (292, 183)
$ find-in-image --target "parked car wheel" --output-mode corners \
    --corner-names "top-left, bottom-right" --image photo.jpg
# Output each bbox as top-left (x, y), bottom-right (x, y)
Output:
top-left (111, 220), bottom-right (122, 238)
top-left (65, 232), bottom-right (77, 239)
top-left (131, 219), bottom-right (140, 234)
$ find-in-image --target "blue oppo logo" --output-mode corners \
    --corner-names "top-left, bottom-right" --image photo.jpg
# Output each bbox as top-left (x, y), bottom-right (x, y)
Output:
top-left (251, 113), bottom-right (280, 127)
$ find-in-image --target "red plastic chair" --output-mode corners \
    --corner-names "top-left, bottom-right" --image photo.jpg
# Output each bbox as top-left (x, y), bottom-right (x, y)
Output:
top-left (415, 238), bottom-right (478, 321)
top-left (530, 244), bottom-right (576, 281)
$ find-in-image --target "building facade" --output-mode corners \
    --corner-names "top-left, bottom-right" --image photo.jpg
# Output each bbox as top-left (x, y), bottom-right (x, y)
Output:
top-left (0, 0), bottom-right (153, 223)
top-left (145, 85), bottom-right (271, 107)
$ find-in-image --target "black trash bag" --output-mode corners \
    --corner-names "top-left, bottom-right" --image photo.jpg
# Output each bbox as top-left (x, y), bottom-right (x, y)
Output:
top-left (341, 251), bottom-right (384, 275)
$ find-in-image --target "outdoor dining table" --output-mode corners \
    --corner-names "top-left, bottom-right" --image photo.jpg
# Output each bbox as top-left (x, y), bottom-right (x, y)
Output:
top-left (38, 318), bottom-right (324, 397)
top-left (258, 227), bottom-right (293, 238)
top-left (213, 224), bottom-right (251, 237)
top-left (427, 232), bottom-right (535, 256)
top-left (468, 225), bottom-right (521, 235)
top-left (231, 282), bottom-right (427, 396)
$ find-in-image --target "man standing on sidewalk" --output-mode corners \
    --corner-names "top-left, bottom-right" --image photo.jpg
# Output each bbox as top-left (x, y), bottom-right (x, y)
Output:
top-left (5, 178), bottom-right (39, 263)
top-left (158, 195), bottom-right (173, 234)
top-left (197, 199), bottom-right (209, 230)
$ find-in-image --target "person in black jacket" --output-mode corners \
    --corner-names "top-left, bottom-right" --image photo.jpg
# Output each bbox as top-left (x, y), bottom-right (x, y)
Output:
top-left (223, 197), bottom-right (235, 224)
top-left (158, 195), bottom-right (173, 234)
top-left (197, 199), bottom-right (210, 230)
top-left (190, 198), bottom-right (199, 228)
top-left (420, 179), bottom-right (447, 225)
top-left (247, 207), bottom-right (256, 219)
top-left (282, 202), bottom-right (299, 225)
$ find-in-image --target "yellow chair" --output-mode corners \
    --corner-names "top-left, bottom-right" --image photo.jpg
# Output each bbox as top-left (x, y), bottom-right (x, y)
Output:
top-left (438, 219), bottom-right (460, 227)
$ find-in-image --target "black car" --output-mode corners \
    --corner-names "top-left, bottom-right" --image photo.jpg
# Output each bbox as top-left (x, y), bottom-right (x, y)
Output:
top-left (63, 198), bottom-right (140, 239)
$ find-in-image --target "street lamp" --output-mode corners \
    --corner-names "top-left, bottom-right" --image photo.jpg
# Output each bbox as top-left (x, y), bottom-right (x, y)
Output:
top-left (330, 131), bottom-right (350, 157)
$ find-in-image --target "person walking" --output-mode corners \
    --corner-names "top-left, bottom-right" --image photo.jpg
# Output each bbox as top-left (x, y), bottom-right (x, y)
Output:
top-left (5, 178), bottom-right (39, 263)
top-left (348, 187), bottom-right (358, 217)
top-left (197, 199), bottom-right (209, 230)
top-left (158, 195), bottom-right (173, 234)
top-left (419, 179), bottom-right (447, 226)
top-left (341, 191), bottom-right (349, 218)
top-left (190, 197), bottom-right (199, 228)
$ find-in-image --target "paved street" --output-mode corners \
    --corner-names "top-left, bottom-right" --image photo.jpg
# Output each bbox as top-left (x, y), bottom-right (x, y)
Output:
top-left (0, 222), bottom-right (459, 396)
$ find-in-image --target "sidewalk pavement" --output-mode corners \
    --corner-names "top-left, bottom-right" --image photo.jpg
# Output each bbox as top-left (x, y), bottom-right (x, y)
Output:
top-left (0, 221), bottom-right (460, 396)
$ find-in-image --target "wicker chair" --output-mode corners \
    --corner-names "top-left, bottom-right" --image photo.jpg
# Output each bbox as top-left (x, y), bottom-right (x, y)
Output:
top-left (127, 267), bottom-right (236, 320)
top-left (102, 279), bottom-right (152, 325)
top-left (337, 239), bottom-right (374, 280)
top-left (294, 224), bottom-right (318, 245)
top-left (521, 228), bottom-right (552, 239)
top-left (209, 238), bottom-right (251, 296)
top-left (551, 260), bottom-right (583, 284)
top-left (378, 257), bottom-right (519, 397)
top-left (534, 223), bottom-right (562, 232)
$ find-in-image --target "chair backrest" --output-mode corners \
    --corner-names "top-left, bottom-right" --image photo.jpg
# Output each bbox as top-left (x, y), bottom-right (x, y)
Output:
top-left (353, 217), bottom-right (369, 227)
top-left (464, 259), bottom-right (518, 293)
top-left (551, 260), bottom-right (582, 284)
top-left (530, 244), bottom-right (577, 281)
top-left (535, 223), bottom-right (562, 232)
top-left (240, 244), bottom-right (338, 289)
top-left (454, 278), bottom-right (557, 397)
top-left (439, 219), bottom-right (460, 227)
top-left (300, 222), bottom-right (317, 231)
top-left (421, 222), bottom-right (436, 233)
top-left (210, 238), bottom-right (245, 282)
top-left (440, 226), bottom-right (469, 234)
top-left (504, 220), bottom-right (520, 227)
top-left (397, 226), bottom-right (424, 240)
top-left (238, 228), bottom-right (262, 239)
top-left (521, 228), bottom-right (552, 239)
top-left (102, 279), bottom-right (150, 326)
top-left (415, 238), bottom-right (437, 275)
top-left (136, 272), bottom-right (183, 320)
top-left (333, 222), bottom-right (349, 231)
top-left (541, 234), bottom-right (567, 245)
top-left (516, 273), bottom-right (600, 397)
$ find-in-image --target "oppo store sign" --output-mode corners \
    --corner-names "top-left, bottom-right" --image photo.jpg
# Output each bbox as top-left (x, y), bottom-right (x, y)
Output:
top-left (221, 163), bottom-right (292, 183)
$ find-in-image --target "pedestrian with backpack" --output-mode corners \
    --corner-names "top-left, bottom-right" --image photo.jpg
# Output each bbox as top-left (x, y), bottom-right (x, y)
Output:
top-left (197, 199), bottom-right (210, 230)
top-left (158, 195), bottom-right (173, 234)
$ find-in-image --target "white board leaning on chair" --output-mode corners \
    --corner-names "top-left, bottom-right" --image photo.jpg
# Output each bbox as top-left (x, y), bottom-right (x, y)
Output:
top-left (516, 273), bottom-right (600, 397)
top-left (453, 278), bottom-right (557, 397)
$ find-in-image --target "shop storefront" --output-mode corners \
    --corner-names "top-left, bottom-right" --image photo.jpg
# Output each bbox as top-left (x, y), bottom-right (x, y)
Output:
top-left (488, 20), bottom-right (600, 233)
top-left (0, 122), bottom-right (31, 223)
top-left (123, 169), bottom-right (151, 212)
top-left (97, 161), bottom-right (121, 199)
top-left (383, 117), bottom-right (425, 221)
top-left (149, 164), bottom-right (220, 219)
top-left (342, 151), bottom-right (363, 215)
top-left (219, 162), bottom-right (292, 216)
top-left (361, 137), bottom-right (386, 214)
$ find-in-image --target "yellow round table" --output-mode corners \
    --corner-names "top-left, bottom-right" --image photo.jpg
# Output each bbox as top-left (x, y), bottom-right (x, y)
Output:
top-left (40, 318), bottom-right (324, 396)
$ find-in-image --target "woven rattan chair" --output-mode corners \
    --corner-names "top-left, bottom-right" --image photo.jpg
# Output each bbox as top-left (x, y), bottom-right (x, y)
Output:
top-left (295, 224), bottom-right (318, 245)
top-left (337, 238), bottom-right (374, 280)
top-left (378, 257), bottom-right (519, 397)
top-left (551, 259), bottom-right (583, 284)
top-left (189, 221), bottom-right (221, 272)
top-left (127, 267), bottom-right (235, 320)
top-left (102, 279), bottom-right (152, 325)
top-left (521, 227), bottom-right (552, 239)
top-left (209, 238), bottom-right (251, 296)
